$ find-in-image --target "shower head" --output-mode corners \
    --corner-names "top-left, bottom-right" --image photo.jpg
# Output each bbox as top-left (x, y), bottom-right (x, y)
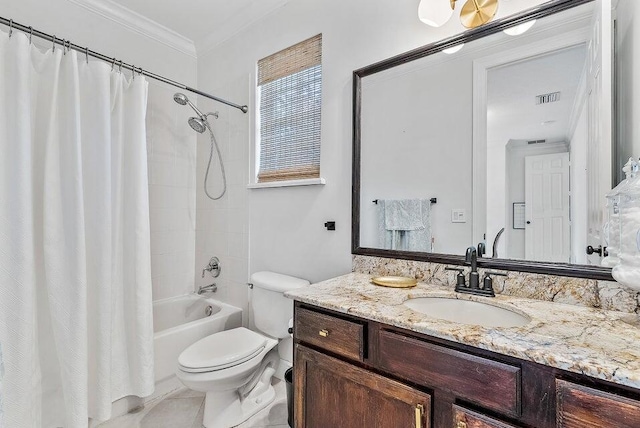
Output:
top-left (173, 92), bottom-right (206, 118)
top-left (188, 117), bottom-right (207, 134)
top-left (173, 92), bottom-right (189, 105)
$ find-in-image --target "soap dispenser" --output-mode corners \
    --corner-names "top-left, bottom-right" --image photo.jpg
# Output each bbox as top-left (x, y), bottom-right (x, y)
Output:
top-left (603, 158), bottom-right (638, 267)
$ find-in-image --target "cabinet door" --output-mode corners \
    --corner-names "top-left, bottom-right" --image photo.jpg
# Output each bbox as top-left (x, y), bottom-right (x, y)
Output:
top-left (295, 344), bottom-right (431, 428)
top-left (453, 405), bottom-right (518, 428)
top-left (557, 379), bottom-right (640, 427)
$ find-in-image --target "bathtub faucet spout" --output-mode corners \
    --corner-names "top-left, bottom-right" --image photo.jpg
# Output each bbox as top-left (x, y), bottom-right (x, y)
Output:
top-left (198, 283), bottom-right (217, 295)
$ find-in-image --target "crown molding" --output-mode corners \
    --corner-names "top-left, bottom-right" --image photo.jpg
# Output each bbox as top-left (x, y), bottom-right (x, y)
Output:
top-left (67, 0), bottom-right (196, 58)
top-left (196, 0), bottom-right (291, 56)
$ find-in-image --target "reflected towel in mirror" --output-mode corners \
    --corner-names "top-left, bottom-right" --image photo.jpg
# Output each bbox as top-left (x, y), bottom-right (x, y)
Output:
top-left (377, 199), bottom-right (432, 251)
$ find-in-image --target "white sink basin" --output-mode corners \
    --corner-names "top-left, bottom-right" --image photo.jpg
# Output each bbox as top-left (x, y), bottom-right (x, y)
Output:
top-left (403, 297), bottom-right (530, 328)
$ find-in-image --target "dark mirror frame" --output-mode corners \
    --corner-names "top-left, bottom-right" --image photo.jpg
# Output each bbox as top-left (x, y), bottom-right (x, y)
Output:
top-left (352, 0), bottom-right (614, 281)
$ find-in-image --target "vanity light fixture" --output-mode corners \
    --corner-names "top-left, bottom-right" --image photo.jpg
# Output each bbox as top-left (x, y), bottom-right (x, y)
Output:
top-left (418, 0), bottom-right (499, 29)
top-left (443, 43), bottom-right (465, 54)
top-left (503, 19), bottom-right (537, 35)
top-left (418, 0), bottom-right (456, 28)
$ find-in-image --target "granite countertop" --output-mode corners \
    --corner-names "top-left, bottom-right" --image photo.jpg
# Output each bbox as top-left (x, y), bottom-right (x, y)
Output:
top-left (285, 272), bottom-right (640, 390)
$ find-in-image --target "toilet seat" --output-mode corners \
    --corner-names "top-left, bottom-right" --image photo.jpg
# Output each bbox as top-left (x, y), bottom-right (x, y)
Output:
top-left (178, 327), bottom-right (268, 373)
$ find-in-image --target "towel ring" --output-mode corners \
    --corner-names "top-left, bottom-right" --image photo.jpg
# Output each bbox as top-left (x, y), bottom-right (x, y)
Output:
top-left (8, 19), bottom-right (13, 38)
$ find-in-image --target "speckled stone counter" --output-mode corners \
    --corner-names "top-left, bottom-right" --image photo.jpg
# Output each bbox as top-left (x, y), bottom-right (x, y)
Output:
top-left (285, 272), bottom-right (640, 390)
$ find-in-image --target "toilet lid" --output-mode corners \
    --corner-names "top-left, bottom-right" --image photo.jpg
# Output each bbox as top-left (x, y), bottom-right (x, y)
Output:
top-left (178, 327), bottom-right (267, 373)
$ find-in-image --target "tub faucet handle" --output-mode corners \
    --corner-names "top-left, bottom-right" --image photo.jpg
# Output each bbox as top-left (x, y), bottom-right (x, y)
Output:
top-left (202, 256), bottom-right (221, 278)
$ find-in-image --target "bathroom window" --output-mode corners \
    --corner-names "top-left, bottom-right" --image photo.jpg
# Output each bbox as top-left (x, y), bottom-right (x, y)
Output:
top-left (255, 34), bottom-right (322, 184)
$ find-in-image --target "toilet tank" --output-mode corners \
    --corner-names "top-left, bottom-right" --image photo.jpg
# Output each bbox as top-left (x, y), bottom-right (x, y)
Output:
top-left (251, 271), bottom-right (309, 339)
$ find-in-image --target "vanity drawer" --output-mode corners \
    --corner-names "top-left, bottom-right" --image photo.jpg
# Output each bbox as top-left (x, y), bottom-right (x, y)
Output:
top-left (378, 330), bottom-right (521, 417)
top-left (294, 307), bottom-right (365, 362)
top-left (556, 380), bottom-right (640, 427)
top-left (453, 405), bottom-right (518, 428)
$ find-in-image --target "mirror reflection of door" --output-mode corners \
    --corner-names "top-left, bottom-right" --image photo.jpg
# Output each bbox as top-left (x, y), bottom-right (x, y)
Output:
top-left (524, 152), bottom-right (570, 263)
top-left (485, 44), bottom-right (589, 264)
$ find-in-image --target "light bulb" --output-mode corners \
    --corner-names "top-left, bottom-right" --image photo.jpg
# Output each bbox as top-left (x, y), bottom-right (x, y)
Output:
top-left (503, 20), bottom-right (537, 36)
top-left (418, 0), bottom-right (455, 28)
top-left (442, 44), bottom-right (464, 54)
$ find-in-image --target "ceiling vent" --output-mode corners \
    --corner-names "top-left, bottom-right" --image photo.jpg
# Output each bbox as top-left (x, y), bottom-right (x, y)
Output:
top-left (528, 139), bottom-right (547, 145)
top-left (536, 91), bottom-right (561, 105)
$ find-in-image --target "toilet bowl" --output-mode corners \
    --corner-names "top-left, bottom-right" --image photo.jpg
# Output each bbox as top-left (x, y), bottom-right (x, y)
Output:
top-left (176, 271), bottom-right (309, 428)
top-left (177, 327), bottom-right (279, 427)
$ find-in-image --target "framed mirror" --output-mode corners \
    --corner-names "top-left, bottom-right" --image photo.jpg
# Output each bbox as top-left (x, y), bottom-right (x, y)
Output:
top-left (352, 0), bottom-right (629, 280)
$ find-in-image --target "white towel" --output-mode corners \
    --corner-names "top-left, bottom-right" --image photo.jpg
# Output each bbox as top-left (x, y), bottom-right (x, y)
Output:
top-left (377, 199), bottom-right (432, 251)
top-left (384, 199), bottom-right (425, 231)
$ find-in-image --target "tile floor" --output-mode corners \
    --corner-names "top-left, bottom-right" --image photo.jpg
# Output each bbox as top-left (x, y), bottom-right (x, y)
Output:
top-left (98, 380), bottom-right (289, 428)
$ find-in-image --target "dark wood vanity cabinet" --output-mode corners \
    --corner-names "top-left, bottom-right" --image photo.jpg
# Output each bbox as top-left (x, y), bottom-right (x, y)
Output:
top-left (293, 302), bottom-right (640, 428)
top-left (556, 380), bottom-right (640, 427)
top-left (295, 345), bottom-right (431, 428)
top-left (453, 405), bottom-right (518, 428)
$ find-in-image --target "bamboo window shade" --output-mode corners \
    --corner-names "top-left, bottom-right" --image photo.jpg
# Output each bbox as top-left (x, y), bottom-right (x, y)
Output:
top-left (257, 34), bottom-right (322, 183)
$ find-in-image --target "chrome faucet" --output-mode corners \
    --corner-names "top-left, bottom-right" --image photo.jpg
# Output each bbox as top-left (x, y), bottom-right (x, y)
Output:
top-left (202, 257), bottom-right (221, 278)
top-left (198, 283), bottom-right (217, 295)
top-left (492, 228), bottom-right (505, 258)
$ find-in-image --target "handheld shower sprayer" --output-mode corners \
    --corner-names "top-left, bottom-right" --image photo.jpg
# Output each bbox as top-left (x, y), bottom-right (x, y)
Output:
top-left (173, 93), bottom-right (226, 200)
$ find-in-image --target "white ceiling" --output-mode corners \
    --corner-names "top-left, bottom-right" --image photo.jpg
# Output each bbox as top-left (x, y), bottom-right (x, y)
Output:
top-left (108, 0), bottom-right (291, 52)
top-left (487, 44), bottom-right (587, 147)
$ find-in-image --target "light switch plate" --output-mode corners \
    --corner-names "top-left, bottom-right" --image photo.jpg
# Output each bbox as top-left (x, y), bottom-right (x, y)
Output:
top-left (451, 209), bottom-right (466, 223)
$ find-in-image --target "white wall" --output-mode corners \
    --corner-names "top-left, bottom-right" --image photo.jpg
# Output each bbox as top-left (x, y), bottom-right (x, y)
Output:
top-left (147, 84), bottom-right (198, 300)
top-left (193, 0), bottom-right (550, 297)
top-left (616, 0), bottom-right (640, 178)
top-left (194, 77), bottom-right (251, 323)
top-left (2, 0), bottom-right (199, 301)
top-left (570, 104), bottom-right (589, 264)
top-left (486, 138), bottom-right (508, 257)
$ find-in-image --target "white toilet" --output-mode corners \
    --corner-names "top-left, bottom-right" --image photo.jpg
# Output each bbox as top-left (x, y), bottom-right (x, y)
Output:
top-left (176, 271), bottom-right (309, 428)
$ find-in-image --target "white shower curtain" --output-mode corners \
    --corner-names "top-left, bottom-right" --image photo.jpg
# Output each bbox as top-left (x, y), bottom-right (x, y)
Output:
top-left (0, 30), bottom-right (154, 427)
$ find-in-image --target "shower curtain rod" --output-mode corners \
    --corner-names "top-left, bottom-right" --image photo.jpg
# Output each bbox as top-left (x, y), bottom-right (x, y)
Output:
top-left (0, 16), bottom-right (249, 114)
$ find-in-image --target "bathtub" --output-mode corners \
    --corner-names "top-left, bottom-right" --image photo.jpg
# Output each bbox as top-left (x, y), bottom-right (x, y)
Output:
top-left (153, 294), bottom-right (243, 383)
top-left (105, 295), bottom-right (242, 419)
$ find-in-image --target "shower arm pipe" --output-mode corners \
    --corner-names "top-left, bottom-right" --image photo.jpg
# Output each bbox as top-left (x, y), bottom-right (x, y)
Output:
top-left (0, 16), bottom-right (249, 114)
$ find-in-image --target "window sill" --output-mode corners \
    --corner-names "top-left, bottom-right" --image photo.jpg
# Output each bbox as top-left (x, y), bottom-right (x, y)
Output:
top-left (247, 177), bottom-right (326, 189)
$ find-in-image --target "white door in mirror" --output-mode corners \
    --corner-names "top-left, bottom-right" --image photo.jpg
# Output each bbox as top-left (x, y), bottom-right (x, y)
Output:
top-left (524, 152), bottom-right (570, 263)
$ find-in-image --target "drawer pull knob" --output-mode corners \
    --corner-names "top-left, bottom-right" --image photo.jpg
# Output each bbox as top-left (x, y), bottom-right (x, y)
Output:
top-left (415, 404), bottom-right (424, 428)
top-left (457, 421), bottom-right (467, 428)
top-left (319, 329), bottom-right (329, 337)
